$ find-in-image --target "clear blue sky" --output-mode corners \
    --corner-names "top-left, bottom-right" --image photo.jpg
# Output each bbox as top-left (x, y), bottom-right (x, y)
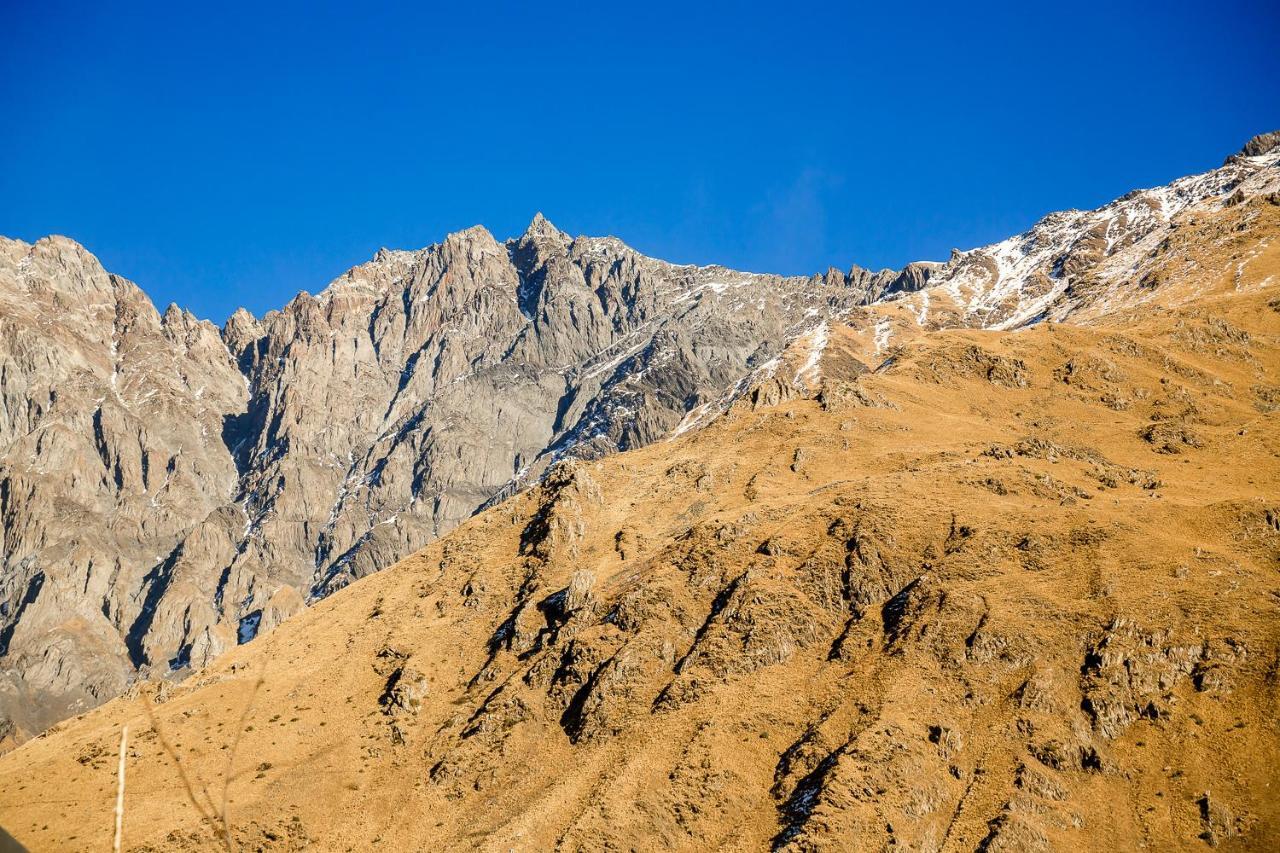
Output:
top-left (2, 1), bottom-right (1277, 323)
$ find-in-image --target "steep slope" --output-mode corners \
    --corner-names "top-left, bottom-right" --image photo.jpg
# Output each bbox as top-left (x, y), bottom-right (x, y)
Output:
top-left (2, 172), bottom-right (1277, 850)
top-left (910, 137), bottom-right (1280, 331)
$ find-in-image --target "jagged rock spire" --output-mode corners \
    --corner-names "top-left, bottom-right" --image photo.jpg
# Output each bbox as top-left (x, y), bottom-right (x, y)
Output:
top-left (523, 212), bottom-right (567, 242)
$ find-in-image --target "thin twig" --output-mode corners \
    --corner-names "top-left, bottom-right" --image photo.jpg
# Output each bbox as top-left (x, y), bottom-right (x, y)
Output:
top-left (142, 691), bottom-right (218, 827)
top-left (134, 657), bottom-right (268, 851)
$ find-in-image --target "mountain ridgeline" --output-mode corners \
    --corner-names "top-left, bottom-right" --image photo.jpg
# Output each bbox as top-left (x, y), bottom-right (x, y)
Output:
top-left (0, 214), bottom-right (932, 739)
top-left (1, 134), bottom-right (1277, 745)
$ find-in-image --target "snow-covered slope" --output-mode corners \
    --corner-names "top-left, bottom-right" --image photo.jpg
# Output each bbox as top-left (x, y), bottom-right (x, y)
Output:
top-left (904, 143), bottom-right (1280, 332)
top-left (688, 132), bottom-right (1280, 426)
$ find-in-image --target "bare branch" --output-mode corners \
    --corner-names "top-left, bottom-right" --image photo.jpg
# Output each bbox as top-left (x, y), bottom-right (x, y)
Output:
top-left (113, 725), bottom-right (127, 853)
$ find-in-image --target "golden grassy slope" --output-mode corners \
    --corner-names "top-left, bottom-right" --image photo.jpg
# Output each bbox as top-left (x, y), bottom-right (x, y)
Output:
top-left (2, 198), bottom-right (1279, 852)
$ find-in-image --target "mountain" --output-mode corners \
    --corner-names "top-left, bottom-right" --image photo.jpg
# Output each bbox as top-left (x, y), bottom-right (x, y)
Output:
top-left (0, 135), bottom-right (1276, 754)
top-left (0, 215), bottom-right (930, 741)
top-left (1, 133), bottom-right (1277, 850)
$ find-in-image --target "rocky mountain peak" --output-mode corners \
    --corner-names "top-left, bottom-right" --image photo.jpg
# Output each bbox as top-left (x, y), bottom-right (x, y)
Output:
top-left (33, 233), bottom-right (92, 255)
top-left (1225, 129), bottom-right (1280, 164)
top-left (523, 211), bottom-right (563, 239)
top-left (224, 305), bottom-right (259, 329)
top-left (2, 234), bottom-right (115, 305)
top-left (439, 224), bottom-right (504, 262)
top-left (517, 213), bottom-right (573, 258)
top-left (221, 306), bottom-right (262, 361)
top-left (1, 206), bottom-right (908, 741)
top-left (1242, 129), bottom-right (1280, 156)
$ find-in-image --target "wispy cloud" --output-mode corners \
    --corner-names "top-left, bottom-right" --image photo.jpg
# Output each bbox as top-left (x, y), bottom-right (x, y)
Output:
top-left (749, 167), bottom-right (844, 274)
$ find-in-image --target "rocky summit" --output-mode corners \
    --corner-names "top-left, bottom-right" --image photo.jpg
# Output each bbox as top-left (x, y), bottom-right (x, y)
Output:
top-left (1, 133), bottom-right (1278, 851)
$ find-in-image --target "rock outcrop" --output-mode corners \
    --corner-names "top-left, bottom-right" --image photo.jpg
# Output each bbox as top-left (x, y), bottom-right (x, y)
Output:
top-left (862, 134), bottom-right (1280, 340)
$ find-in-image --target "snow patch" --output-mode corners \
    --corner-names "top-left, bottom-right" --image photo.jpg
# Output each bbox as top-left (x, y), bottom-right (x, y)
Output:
top-left (873, 320), bottom-right (892, 355)
top-left (914, 291), bottom-right (930, 326)
top-left (238, 611), bottom-right (262, 644)
top-left (794, 322), bottom-right (829, 385)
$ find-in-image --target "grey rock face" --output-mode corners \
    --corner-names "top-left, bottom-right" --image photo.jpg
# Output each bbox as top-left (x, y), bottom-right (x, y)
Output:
top-left (0, 217), bottom-right (912, 738)
top-left (0, 236), bottom-right (248, 735)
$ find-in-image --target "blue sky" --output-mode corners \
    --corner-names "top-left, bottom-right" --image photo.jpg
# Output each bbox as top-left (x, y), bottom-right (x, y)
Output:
top-left (2, 1), bottom-right (1277, 322)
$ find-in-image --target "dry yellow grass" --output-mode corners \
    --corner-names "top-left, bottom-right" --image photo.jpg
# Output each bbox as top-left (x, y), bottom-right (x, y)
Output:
top-left (2, 197), bottom-right (1279, 851)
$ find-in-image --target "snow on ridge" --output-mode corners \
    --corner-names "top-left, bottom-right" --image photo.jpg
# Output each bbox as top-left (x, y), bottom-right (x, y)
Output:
top-left (654, 145), bottom-right (1279, 446)
top-left (914, 148), bottom-right (1280, 330)
top-left (670, 401), bottom-right (716, 440)
top-left (581, 333), bottom-right (653, 381)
